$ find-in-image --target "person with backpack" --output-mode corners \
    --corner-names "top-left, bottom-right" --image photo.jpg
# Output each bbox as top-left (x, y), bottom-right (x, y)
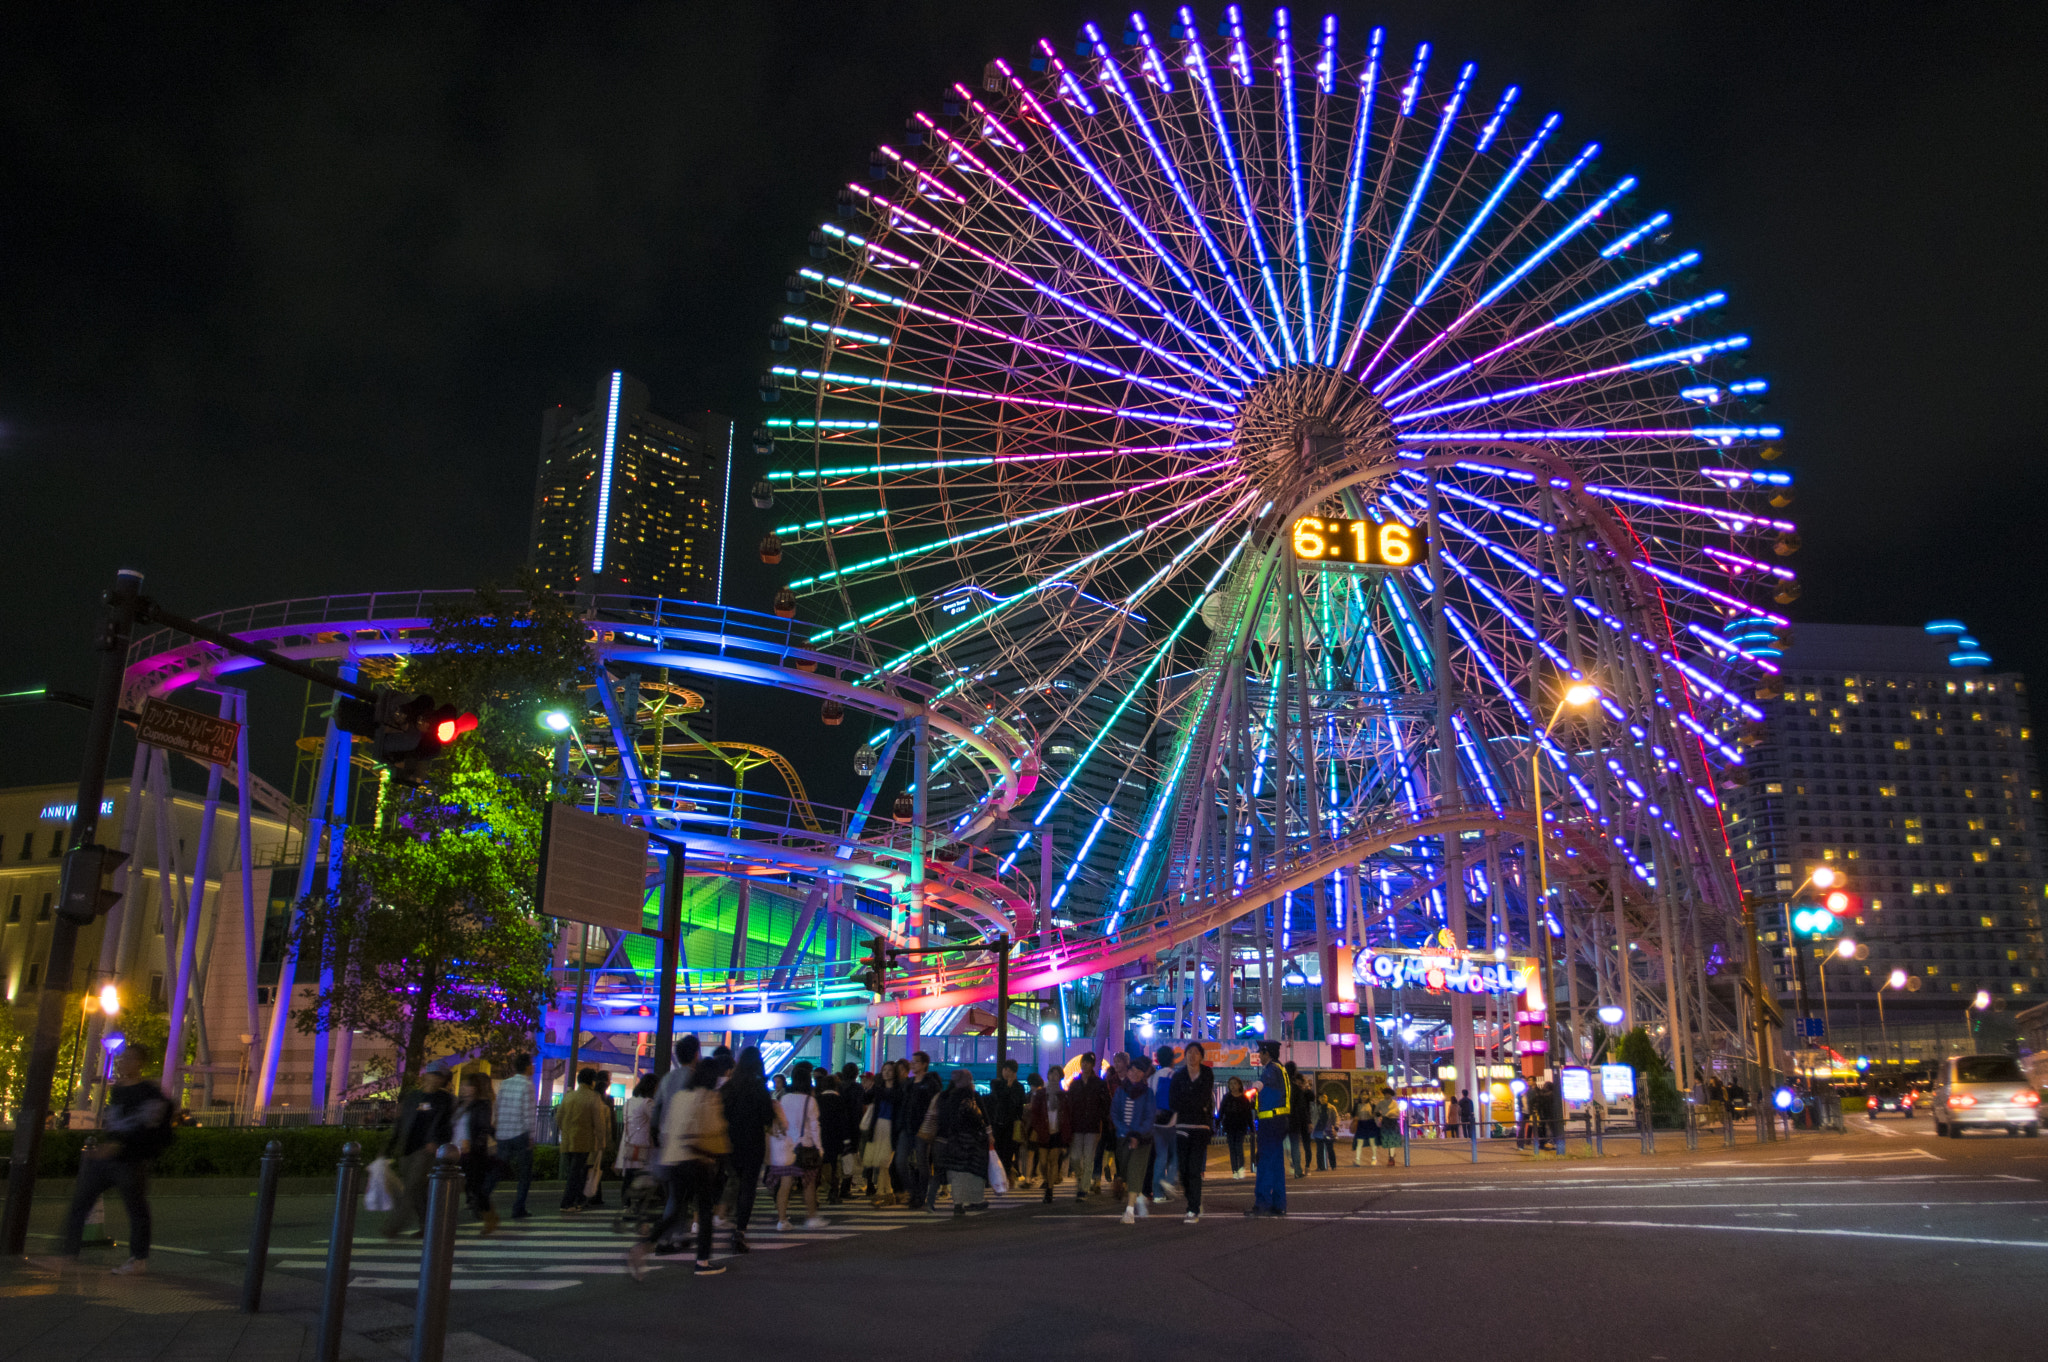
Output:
top-left (769, 1061), bottom-right (828, 1231)
top-left (59, 1040), bottom-right (173, 1273)
top-left (1149, 1045), bottom-right (1181, 1203)
top-left (1219, 1076), bottom-right (1254, 1180)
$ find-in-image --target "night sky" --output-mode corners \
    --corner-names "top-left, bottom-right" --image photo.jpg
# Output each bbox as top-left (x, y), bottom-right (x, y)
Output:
top-left (3, 1), bottom-right (2042, 799)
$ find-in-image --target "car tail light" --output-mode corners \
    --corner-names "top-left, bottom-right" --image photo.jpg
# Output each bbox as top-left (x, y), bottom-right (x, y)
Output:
top-left (1950, 1094), bottom-right (1977, 1107)
top-left (2016, 1091), bottom-right (2041, 1107)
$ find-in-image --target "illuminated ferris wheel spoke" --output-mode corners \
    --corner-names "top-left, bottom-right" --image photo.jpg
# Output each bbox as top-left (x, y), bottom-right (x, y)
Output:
top-left (1081, 22), bottom-right (1283, 368)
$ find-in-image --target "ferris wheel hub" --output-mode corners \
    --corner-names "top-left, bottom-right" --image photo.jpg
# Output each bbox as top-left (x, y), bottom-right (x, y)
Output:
top-left (1231, 364), bottom-right (1394, 506)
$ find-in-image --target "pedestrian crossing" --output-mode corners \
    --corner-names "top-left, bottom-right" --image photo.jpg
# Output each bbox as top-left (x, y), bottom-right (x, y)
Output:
top-left (272, 1185), bottom-right (1039, 1290)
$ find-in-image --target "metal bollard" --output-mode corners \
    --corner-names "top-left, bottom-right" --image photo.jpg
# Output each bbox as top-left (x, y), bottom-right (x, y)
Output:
top-left (1400, 1114), bottom-right (1411, 1168)
top-left (317, 1142), bottom-right (364, 1362)
top-left (1470, 1114), bottom-right (1480, 1164)
top-left (240, 1139), bottom-right (285, 1313)
top-left (1724, 1108), bottom-right (1735, 1148)
top-left (1685, 1102), bottom-right (1699, 1152)
top-left (1638, 1114), bottom-right (1653, 1155)
top-left (408, 1144), bottom-right (462, 1362)
top-left (1594, 1107), bottom-right (1604, 1157)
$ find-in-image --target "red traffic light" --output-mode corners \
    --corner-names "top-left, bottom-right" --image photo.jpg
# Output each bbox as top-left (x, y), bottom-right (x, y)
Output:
top-left (432, 709), bottom-right (478, 745)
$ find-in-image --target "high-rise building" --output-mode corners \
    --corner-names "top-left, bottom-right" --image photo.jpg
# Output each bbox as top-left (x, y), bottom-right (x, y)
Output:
top-left (529, 372), bottom-right (732, 603)
top-left (1724, 619), bottom-right (2046, 1064)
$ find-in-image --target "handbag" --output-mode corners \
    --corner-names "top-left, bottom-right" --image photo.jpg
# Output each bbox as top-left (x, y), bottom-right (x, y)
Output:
top-left (363, 1157), bottom-right (398, 1213)
top-left (794, 1096), bottom-right (823, 1171)
top-left (986, 1148), bottom-right (1009, 1196)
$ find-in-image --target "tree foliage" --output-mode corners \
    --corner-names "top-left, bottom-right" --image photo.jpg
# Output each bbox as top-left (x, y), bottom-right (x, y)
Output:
top-left (292, 574), bottom-right (590, 1088)
top-left (1614, 1025), bottom-right (1686, 1128)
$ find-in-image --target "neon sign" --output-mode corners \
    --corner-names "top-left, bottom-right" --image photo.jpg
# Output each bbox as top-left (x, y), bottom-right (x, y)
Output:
top-left (40, 801), bottom-right (113, 822)
top-left (1363, 948), bottom-right (1529, 996)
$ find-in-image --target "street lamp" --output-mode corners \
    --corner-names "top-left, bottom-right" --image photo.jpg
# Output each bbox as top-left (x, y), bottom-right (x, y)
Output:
top-left (1966, 989), bottom-right (1993, 1048)
top-left (1531, 680), bottom-right (1599, 1062)
top-left (539, 710), bottom-right (573, 733)
top-left (1876, 968), bottom-right (1907, 1069)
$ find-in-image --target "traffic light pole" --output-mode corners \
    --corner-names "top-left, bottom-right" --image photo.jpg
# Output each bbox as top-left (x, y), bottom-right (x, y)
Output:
top-left (3, 568), bottom-right (144, 1255)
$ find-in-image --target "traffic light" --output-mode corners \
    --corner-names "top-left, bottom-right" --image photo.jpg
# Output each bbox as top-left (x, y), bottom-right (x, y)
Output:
top-left (56, 843), bottom-right (128, 926)
top-left (857, 936), bottom-right (890, 996)
top-left (1790, 904), bottom-right (1840, 936)
top-left (335, 691), bottom-right (477, 781)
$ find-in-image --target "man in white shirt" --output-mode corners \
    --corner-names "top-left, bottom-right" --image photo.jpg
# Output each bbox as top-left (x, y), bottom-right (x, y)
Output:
top-left (492, 1054), bottom-right (538, 1219)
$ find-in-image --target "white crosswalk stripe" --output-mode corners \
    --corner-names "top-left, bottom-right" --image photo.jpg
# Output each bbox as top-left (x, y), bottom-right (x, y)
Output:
top-left (280, 1186), bottom-right (1038, 1290)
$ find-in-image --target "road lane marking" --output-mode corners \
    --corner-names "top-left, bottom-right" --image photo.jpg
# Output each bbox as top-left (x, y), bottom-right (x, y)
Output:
top-left (1365, 1214), bottom-right (2048, 1250)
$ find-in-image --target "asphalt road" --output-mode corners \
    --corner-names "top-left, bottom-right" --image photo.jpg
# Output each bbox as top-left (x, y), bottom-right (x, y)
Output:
top-left (26, 1116), bottom-right (2048, 1360)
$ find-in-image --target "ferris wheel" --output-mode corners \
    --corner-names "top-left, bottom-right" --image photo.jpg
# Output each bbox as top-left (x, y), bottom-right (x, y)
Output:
top-left (758, 7), bottom-right (1789, 1053)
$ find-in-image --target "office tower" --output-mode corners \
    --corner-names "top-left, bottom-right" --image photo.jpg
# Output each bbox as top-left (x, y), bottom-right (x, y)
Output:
top-left (1724, 618), bottom-right (2046, 1062)
top-left (529, 371), bottom-right (732, 603)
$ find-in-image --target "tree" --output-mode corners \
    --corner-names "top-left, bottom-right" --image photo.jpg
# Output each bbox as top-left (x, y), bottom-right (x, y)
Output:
top-left (291, 575), bottom-right (591, 1088)
top-left (1614, 1025), bottom-right (1686, 1128)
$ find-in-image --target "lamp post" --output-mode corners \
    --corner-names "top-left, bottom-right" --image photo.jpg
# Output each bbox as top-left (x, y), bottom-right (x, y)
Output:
top-left (1878, 968), bottom-right (1906, 1069)
top-left (1965, 989), bottom-right (1992, 1050)
top-left (1530, 682), bottom-right (1598, 1065)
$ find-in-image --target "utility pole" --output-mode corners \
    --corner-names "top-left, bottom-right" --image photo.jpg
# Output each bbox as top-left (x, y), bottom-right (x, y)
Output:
top-left (4, 569), bottom-right (143, 1255)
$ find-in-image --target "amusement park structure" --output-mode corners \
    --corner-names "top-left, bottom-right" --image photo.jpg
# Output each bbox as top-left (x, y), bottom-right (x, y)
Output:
top-left (63, 8), bottom-right (1796, 1121)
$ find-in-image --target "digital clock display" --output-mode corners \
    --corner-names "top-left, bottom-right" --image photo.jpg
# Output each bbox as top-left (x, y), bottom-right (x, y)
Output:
top-left (1289, 516), bottom-right (1421, 569)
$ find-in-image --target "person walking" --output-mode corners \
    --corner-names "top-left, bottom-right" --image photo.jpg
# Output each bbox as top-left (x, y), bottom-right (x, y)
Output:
top-left (59, 1040), bottom-right (173, 1274)
top-left (934, 1068), bottom-right (992, 1216)
top-left (1168, 1041), bottom-right (1215, 1225)
top-left (1373, 1089), bottom-right (1402, 1165)
top-left (1220, 1076), bottom-right (1253, 1180)
top-left (986, 1059), bottom-right (1027, 1184)
top-left (1025, 1069), bottom-right (1067, 1201)
top-left (385, 1064), bottom-right (455, 1234)
top-left (1312, 1089), bottom-right (1337, 1170)
top-left (861, 1062), bottom-right (897, 1202)
top-left (815, 1069), bottom-right (855, 1204)
top-left (1248, 1042), bottom-right (1290, 1217)
top-left (555, 1068), bottom-right (607, 1215)
top-left (1149, 1045), bottom-right (1180, 1203)
top-left (616, 1073), bottom-right (658, 1204)
top-left (632, 1061), bottom-right (729, 1279)
top-left (1458, 1088), bottom-right (1478, 1142)
top-left (1060, 1053), bottom-right (1110, 1201)
top-left (491, 1054), bottom-right (537, 1220)
top-left (896, 1051), bottom-right (943, 1211)
top-left (453, 1071), bottom-right (499, 1234)
top-left (721, 1046), bottom-right (779, 1252)
top-left (769, 1061), bottom-right (828, 1231)
top-left (1111, 1055), bottom-right (1155, 1224)
top-left (1350, 1087), bottom-right (1376, 1166)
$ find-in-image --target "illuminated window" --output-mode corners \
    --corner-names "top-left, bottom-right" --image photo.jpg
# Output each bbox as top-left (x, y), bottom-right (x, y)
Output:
top-left (1894, 740), bottom-right (1910, 750)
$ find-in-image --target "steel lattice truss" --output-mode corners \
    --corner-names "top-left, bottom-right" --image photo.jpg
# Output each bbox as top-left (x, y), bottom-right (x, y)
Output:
top-left (760, 9), bottom-right (1793, 1060)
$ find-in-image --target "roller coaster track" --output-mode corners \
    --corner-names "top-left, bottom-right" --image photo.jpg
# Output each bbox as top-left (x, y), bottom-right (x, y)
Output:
top-left (123, 591), bottom-right (1567, 1039)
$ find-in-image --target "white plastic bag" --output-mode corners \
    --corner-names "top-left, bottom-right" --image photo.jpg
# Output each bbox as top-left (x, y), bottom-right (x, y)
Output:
top-left (363, 1156), bottom-right (398, 1213)
top-left (986, 1148), bottom-right (1009, 1197)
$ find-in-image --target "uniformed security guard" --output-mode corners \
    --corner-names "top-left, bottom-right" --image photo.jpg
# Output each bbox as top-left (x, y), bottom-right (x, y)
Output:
top-left (1246, 1040), bottom-right (1289, 1217)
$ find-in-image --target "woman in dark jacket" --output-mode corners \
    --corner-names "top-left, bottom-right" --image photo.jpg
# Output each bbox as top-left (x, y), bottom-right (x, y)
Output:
top-left (1219, 1076), bottom-right (1254, 1179)
top-left (719, 1047), bottom-right (781, 1254)
top-left (815, 1071), bottom-right (856, 1203)
top-left (933, 1069), bottom-right (991, 1216)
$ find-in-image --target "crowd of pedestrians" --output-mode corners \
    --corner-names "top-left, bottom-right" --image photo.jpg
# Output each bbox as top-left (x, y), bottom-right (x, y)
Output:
top-left (360, 1035), bottom-right (1434, 1281)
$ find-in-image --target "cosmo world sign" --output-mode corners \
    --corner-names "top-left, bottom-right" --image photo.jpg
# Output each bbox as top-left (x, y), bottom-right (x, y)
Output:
top-left (1362, 947), bottom-right (1531, 997)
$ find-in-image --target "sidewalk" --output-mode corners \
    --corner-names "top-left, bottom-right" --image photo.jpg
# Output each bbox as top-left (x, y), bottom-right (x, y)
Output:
top-left (0, 1252), bottom-right (534, 1362)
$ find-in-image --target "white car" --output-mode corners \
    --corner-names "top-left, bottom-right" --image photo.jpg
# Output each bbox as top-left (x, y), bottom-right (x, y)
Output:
top-left (1931, 1055), bottom-right (2041, 1138)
